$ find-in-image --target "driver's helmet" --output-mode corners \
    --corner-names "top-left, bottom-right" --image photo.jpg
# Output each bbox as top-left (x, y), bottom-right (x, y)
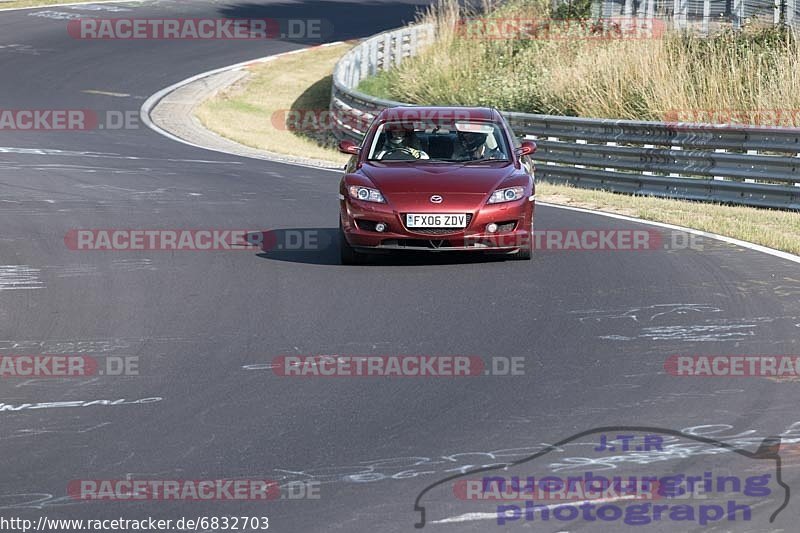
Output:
top-left (458, 131), bottom-right (488, 152)
top-left (385, 123), bottom-right (410, 147)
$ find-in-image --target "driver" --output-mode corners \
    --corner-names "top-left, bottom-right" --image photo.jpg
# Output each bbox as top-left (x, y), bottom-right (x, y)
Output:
top-left (453, 130), bottom-right (503, 161)
top-left (376, 124), bottom-right (429, 160)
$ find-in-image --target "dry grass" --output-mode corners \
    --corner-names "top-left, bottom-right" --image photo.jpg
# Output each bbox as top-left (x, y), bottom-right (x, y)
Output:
top-left (362, 0), bottom-right (800, 124)
top-left (195, 43), bottom-right (353, 165)
top-left (538, 182), bottom-right (800, 255)
top-left (1, 0), bottom-right (109, 9)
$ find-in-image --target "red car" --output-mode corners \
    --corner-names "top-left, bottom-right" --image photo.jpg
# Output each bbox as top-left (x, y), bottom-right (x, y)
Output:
top-left (337, 106), bottom-right (536, 265)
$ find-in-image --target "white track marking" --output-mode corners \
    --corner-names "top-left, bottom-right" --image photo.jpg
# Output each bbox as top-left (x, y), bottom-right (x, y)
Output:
top-left (433, 494), bottom-right (639, 524)
top-left (539, 201), bottom-right (800, 266)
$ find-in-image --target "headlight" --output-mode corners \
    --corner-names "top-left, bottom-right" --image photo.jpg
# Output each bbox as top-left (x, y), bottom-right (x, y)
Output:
top-left (348, 185), bottom-right (386, 203)
top-left (487, 186), bottom-right (525, 204)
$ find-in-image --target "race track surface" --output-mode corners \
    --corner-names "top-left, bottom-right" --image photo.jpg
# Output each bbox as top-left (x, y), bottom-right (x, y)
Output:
top-left (1, 2), bottom-right (799, 532)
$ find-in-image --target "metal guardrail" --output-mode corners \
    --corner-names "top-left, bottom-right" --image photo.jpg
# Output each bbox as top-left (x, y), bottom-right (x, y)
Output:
top-left (330, 24), bottom-right (800, 209)
top-left (598, 0), bottom-right (799, 33)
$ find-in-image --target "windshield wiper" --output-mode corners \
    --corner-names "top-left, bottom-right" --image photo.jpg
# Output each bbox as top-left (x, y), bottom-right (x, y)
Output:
top-left (460, 158), bottom-right (510, 165)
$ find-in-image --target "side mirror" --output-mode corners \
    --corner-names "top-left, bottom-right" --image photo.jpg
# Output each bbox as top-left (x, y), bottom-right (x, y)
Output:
top-left (516, 140), bottom-right (537, 156)
top-left (338, 140), bottom-right (361, 155)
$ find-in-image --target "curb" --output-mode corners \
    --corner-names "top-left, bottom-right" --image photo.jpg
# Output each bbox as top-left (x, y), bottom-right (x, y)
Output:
top-left (0, 0), bottom-right (148, 13)
top-left (140, 42), bottom-right (348, 172)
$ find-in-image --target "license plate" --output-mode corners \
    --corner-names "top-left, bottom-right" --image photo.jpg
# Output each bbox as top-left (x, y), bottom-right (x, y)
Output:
top-left (405, 213), bottom-right (467, 228)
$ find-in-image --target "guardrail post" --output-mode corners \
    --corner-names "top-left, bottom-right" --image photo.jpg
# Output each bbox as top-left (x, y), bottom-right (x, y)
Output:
top-left (669, 145), bottom-right (681, 177)
top-left (796, 152), bottom-right (800, 187)
top-left (393, 31), bottom-right (403, 67)
top-left (359, 40), bottom-right (368, 82)
top-left (643, 144), bottom-right (654, 175)
top-left (546, 137), bottom-right (558, 165)
top-left (674, 0), bottom-right (687, 29)
top-left (348, 55), bottom-right (358, 89)
top-left (733, 0), bottom-right (744, 29)
top-left (714, 149), bottom-right (727, 180)
top-left (605, 142), bottom-right (617, 172)
top-left (575, 139), bottom-right (587, 168)
top-left (703, 0), bottom-right (711, 35)
top-left (369, 38), bottom-right (378, 76)
top-left (623, 0), bottom-right (634, 32)
top-left (746, 149), bottom-right (757, 182)
top-left (382, 33), bottom-right (391, 71)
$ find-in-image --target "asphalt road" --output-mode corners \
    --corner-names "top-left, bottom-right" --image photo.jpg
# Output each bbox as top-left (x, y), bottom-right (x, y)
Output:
top-left (1, 2), bottom-right (799, 532)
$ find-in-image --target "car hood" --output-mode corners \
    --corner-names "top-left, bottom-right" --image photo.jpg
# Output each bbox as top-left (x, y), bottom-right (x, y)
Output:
top-left (360, 162), bottom-right (518, 195)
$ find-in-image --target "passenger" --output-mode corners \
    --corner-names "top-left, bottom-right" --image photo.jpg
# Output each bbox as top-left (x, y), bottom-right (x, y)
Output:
top-left (452, 130), bottom-right (504, 161)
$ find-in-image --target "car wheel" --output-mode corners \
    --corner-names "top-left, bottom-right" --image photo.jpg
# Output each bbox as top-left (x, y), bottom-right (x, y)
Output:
top-left (513, 245), bottom-right (532, 260)
top-left (339, 222), bottom-right (365, 265)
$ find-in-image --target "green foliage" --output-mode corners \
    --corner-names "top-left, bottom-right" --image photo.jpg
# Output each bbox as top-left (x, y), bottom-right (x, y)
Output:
top-left (354, 0), bottom-right (800, 121)
top-left (552, 0), bottom-right (593, 20)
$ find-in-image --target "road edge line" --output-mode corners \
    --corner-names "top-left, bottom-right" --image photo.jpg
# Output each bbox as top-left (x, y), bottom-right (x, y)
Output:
top-left (538, 201), bottom-right (800, 265)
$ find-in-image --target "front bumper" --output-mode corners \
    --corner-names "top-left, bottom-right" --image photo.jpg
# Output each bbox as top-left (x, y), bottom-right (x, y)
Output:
top-left (340, 197), bottom-right (534, 253)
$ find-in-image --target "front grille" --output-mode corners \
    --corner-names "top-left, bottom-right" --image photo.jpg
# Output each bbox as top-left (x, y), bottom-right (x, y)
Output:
top-left (497, 221), bottom-right (517, 232)
top-left (381, 239), bottom-right (454, 249)
top-left (355, 219), bottom-right (384, 232)
top-left (402, 214), bottom-right (473, 235)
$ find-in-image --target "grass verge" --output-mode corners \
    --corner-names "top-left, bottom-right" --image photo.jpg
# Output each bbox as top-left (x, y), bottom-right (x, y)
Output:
top-left (1, 0), bottom-right (115, 10)
top-left (195, 43), bottom-right (353, 166)
top-left (538, 182), bottom-right (800, 256)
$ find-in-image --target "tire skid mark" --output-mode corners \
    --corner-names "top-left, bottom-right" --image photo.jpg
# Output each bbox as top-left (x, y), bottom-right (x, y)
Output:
top-left (0, 265), bottom-right (44, 291)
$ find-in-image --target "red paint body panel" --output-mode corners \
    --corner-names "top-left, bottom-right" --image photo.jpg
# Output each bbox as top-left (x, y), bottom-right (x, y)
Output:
top-left (338, 106), bottom-right (535, 256)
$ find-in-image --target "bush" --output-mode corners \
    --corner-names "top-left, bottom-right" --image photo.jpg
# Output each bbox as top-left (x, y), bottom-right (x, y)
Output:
top-left (552, 0), bottom-right (592, 20)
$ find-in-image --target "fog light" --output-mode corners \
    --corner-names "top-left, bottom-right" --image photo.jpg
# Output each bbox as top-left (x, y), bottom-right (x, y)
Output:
top-left (486, 223), bottom-right (498, 233)
top-left (375, 222), bottom-right (387, 232)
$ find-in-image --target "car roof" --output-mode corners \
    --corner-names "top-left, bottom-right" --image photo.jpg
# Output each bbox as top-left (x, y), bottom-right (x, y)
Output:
top-left (376, 106), bottom-right (501, 123)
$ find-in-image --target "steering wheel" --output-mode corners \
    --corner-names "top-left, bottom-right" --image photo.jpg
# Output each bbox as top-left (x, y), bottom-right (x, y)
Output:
top-left (381, 148), bottom-right (420, 161)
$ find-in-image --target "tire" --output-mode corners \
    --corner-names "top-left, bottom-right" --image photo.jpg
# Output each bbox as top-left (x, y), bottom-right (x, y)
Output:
top-left (513, 245), bottom-right (532, 260)
top-left (339, 222), bottom-right (365, 265)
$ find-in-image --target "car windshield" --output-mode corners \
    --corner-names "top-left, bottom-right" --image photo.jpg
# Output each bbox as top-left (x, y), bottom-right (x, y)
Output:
top-left (366, 120), bottom-right (510, 162)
